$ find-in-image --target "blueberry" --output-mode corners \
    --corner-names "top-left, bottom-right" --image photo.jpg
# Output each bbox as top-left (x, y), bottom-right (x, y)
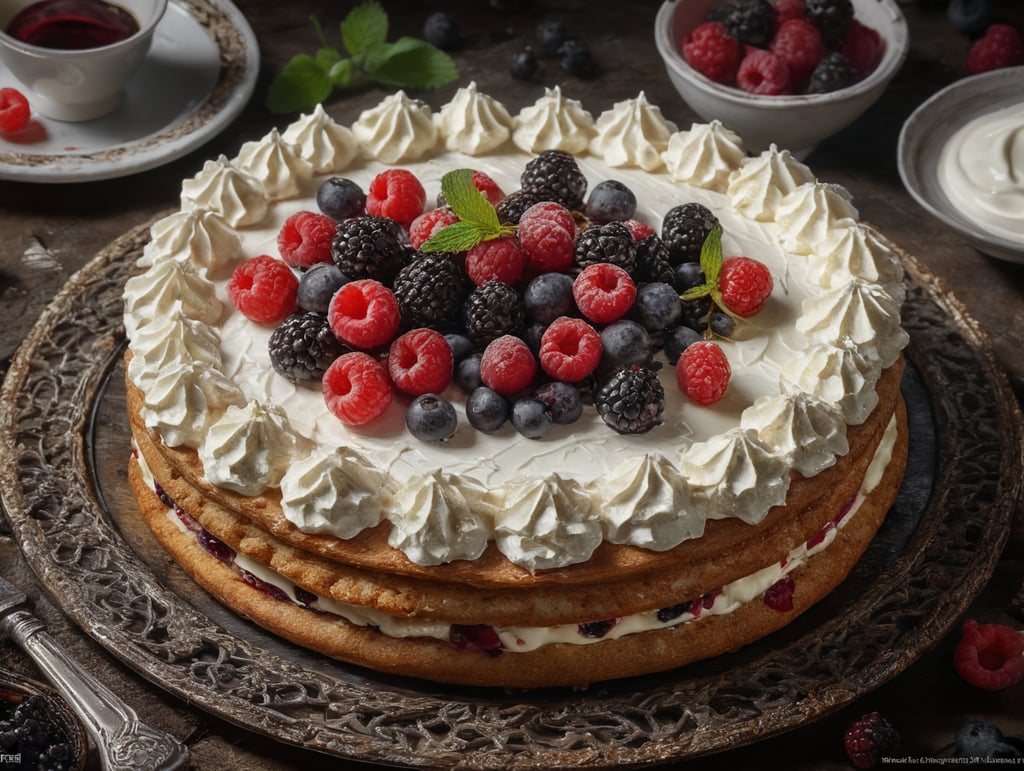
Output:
top-left (511, 398), bottom-right (553, 439)
top-left (524, 272), bottom-right (575, 324)
top-left (511, 48), bottom-right (540, 81)
top-left (423, 11), bottom-right (460, 49)
top-left (455, 352), bottom-right (484, 393)
top-left (955, 722), bottom-right (1004, 757)
top-left (709, 310), bottom-right (735, 338)
top-left (663, 326), bottom-right (702, 365)
top-left (536, 15), bottom-right (567, 56)
top-left (316, 177), bottom-right (365, 221)
top-left (466, 387), bottom-right (510, 433)
top-left (534, 381), bottom-right (583, 424)
top-left (444, 333), bottom-right (474, 363)
top-left (406, 394), bottom-right (458, 442)
top-left (297, 262), bottom-right (348, 313)
top-left (674, 261), bottom-right (706, 292)
top-left (600, 319), bottom-right (652, 369)
top-left (947, 0), bottom-right (993, 35)
top-left (558, 38), bottom-right (597, 78)
top-left (633, 282), bottom-right (681, 332)
top-left (585, 180), bottom-right (637, 222)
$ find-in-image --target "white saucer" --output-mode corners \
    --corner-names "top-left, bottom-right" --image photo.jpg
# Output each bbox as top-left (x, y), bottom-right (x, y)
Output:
top-left (0, 0), bottom-right (258, 183)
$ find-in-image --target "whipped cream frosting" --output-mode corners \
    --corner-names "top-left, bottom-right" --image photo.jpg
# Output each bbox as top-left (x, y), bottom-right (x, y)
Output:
top-left (123, 257), bottom-right (223, 338)
top-left (807, 224), bottom-right (906, 304)
top-left (512, 86), bottom-right (594, 154)
top-left (138, 210), bottom-right (241, 277)
top-left (662, 119), bottom-right (745, 192)
top-left (589, 91), bottom-right (677, 171)
top-left (741, 392), bottom-right (848, 478)
top-left (776, 181), bottom-right (859, 255)
top-left (436, 81), bottom-right (513, 155)
top-left (180, 155), bottom-right (269, 228)
top-left (281, 104), bottom-right (359, 174)
top-left (352, 90), bottom-right (437, 163)
top-left (235, 128), bottom-right (314, 200)
top-left (727, 144), bottom-right (815, 222)
top-left (780, 341), bottom-right (882, 426)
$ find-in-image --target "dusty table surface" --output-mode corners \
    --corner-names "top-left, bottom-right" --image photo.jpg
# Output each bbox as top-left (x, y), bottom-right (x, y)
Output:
top-left (1, 1), bottom-right (1022, 768)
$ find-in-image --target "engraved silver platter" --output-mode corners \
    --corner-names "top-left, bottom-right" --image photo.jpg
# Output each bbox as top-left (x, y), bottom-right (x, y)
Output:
top-left (1, 219), bottom-right (1021, 769)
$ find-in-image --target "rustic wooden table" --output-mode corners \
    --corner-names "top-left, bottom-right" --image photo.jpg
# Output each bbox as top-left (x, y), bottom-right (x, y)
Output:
top-left (1, 1), bottom-right (1022, 768)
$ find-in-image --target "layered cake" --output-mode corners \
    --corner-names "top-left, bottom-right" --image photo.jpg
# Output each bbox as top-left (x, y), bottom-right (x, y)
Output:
top-left (123, 86), bottom-right (909, 688)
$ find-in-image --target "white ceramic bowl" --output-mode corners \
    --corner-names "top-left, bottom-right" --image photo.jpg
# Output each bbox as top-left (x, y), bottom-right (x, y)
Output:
top-left (654, 0), bottom-right (909, 158)
top-left (898, 67), bottom-right (1024, 264)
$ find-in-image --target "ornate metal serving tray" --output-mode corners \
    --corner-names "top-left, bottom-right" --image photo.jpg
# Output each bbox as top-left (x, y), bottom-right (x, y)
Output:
top-left (1, 220), bottom-right (1021, 769)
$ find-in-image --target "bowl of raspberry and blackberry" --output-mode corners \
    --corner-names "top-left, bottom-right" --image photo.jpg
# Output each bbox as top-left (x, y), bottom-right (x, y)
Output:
top-left (654, 0), bottom-right (909, 157)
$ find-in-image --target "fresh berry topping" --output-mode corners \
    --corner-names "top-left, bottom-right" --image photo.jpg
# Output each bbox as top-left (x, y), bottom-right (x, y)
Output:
top-left (524, 271), bottom-right (576, 325)
top-left (771, 18), bottom-right (828, 84)
top-left (773, 0), bottom-right (806, 27)
top-left (480, 335), bottom-right (538, 396)
top-left (227, 255), bottom-right (298, 325)
top-left (574, 221), bottom-right (637, 272)
top-left (708, 0), bottom-right (775, 48)
top-left (518, 200), bottom-right (577, 272)
top-left (709, 310), bottom-right (736, 338)
top-left (510, 48), bottom-right (541, 81)
top-left (465, 237), bottom-right (526, 286)
top-left (511, 397), bottom-right (553, 439)
top-left (595, 365), bottom-right (665, 434)
top-left (539, 317), bottom-right (602, 382)
top-left (664, 326), bottom-right (703, 365)
top-left (455, 352), bottom-right (484, 393)
top-left (444, 332), bottom-right (474, 362)
top-left (277, 211), bottom-right (336, 268)
top-left (677, 341), bottom-right (731, 405)
top-left (840, 19), bottom-right (883, 76)
top-left (954, 721), bottom-right (1019, 759)
top-left (422, 10), bottom-right (460, 49)
top-left (680, 296), bottom-right (713, 332)
top-left (268, 312), bottom-right (347, 383)
top-left (520, 150), bottom-right (588, 210)
top-left (966, 24), bottom-right (1024, 75)
top-left (675, 261), bottom-right (707, 292)
top-left (322, 352), bottom-right (393, 426)
top-left (600, 319), bottom-right (653, 369)
top-left (622, 219), bottom-right (656, 241)
top-left (409, 208), bottom-right (460, 249)
top-left (718, 256), bottom-right (774, 316)
top-left (392, 254), bottom-right (469, 330)
top-left (573, 263), bottom-right (637, 325)
top-left (954, 619), bottom-right (1024, 691)
top-left (463, 280), bottom-right (526, 346)
top-left (662, 203), bottom-right (719, 265)
top-left (449, 624), bottom-right (502, 652)
top-left (633, 282), bottom-right (683, 332)
top-left (297, 262), bottom-right (349, 313)
top-left (578, 618), bottom-right (619, 639)
top-left (495, 189), bottom-right (544, 225)
top-left (558, 38), bottom-right (598, 78)
top-left (947, 0), bottom-right (995, 36)
top-left (534, 380), bottom-right (583, 424)
top-left (585, 180), bottom-right (637, 222)
top-left (387, 328), bottom-right (454, 396)
top-left (327, 278), bottom-right (401, 350)
top-left (843, 712), bottom-right (900, 770)
top-left (806, 51), bottom-right (859, 93)
top-left (0, 87), bottom-right (30, 134)
top-left (365, 169), bottom-right (426, 226)
top-left (468, 170), bottom-right (506, 208)
top-left (634, 234), bottom-right (676, 285)
top-left (737, 49), bottom-right (793, 95)
top-left (536, 14), bottom-right (568, 56)
top-left (682, 22), bottom-right (743, 85)
top-left (466, 386), bottom-right (510, 432)
top-left (406, 393), bottom-right (458, 442)
top-left (316, 177), bottom-right (365, 220)
top-left (763, 574), bottom-right (795, 611)
top-left (332, 215), bottom-right (407, 283)
top-left (804, 0), bottom-right (854, 49)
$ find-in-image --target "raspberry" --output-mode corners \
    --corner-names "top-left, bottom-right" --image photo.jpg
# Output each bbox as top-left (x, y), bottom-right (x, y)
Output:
top-left (737, 49), bottom-right (793, 95)
top-left (327, 279), bottom-right (401, 350)
top-left (622, 219), bottom-right (655, 241)
top-left (465, 237), bottom-right (526, 286)
top-left (773, 0), bottom-right (806, 28)
top-left (573, 263), bottom-right (637, 325)
top-left (468, 170), bottom-right (505, 207)
top-left (771, 18), bottom-right (828, 84)
top-left (539, 317), bottom-right (603, 382)
top-left (677, 341), bottom-right (731, 405)
top-left (0, 87), bottom-right (30, 133)
top-left (841, 19), bottom-right (883, 76)
top-left (277, 211), bottom-right (336, 268)
top-left (719, 256), bottom-right (774, 316)
top-left (365, 169), bottom-right (426, 226)
top-left (409, 208), bottom-right (459, 249)
top-left (843, 712), bottom-right (900, 770)
top-left (966, 24), bottom-right (1024, 75)
top-left (322, 352), bottom-right (393, 426)
top-left (479, 335), bottom-right (538, 396)
top-left (681, 22), bottom-right (743, 85)
top-left (227, 255), bottom-right (298, 325)
top-left (954, 619), bottom-right (1024, 691)
top-left (387, 328), bottom-right (454, 396)
top-left (518, 201), bottom-right (577, 272)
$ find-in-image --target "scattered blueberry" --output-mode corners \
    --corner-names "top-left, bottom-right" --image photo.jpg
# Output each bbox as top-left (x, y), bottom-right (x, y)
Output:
top-left (954, 722), bottom-right (1023, 759)
top-left (600, 319), bottom-right (653, 369)
top-left (674, 261), bottom-right (706, 292)
top-left (709, 310), bottom-right (735, 338)
top-left (536, 15), bottom-right (567, 56)
top-left (423, 11), bottom-right (460, 49)
top-left (534, 381), bottom-right (583, 424)
top-left (511, 48), bottom-right (540, 81)
top-left (315, 177), bottom-right (365, 221)
top-left (663, 326), bottom-right (702, 365)
top-left (585, 180), bottom-right (637, 222)
top-left (406, 394), bottom-right (458, 442)
top-left (558, 38), bottom-right (597, 78)
top-left (947, 0), bottom-right (994, 35)
top-left (524, 272), bottom-right (575, 324)
top-left (455, 353), bottom-right (484, 394)
top-left (633, 282), bottom-right (682, 332)
top-left (511, 398), bottom-right (553, 439)
top-left (467, 387), bottom-right (510, 433)
top-left (297, 262), bottom-right (348, 313)
top-left (444, 333), bottom-right (474, 363)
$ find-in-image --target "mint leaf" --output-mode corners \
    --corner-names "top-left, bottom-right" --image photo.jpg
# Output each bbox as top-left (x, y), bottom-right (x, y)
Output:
top-left (328, 58), bottom-right (354, 88)
top-left (314, 46), bottom-right (342, 70)
top-left (366, 37), bottom-right (457, 89)
top-left (341, 1), bottom-right (388, 60)
top-left (441, 170), bottom-right (500, 231)
top-left (420, 222), bottom-right (490, 253)
top-left (266, 55), bottom-right (332, 114)
top-left (699, 226), bottom-right (723, 284)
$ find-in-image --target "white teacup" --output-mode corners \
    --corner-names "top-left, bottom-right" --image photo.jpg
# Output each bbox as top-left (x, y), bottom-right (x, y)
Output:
top-left (0, 0), bottom-right (168, 121)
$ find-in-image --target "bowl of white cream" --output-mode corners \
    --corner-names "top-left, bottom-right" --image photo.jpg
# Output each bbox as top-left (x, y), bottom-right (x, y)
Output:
top-left (898, 66), bottom-right (1024, 264)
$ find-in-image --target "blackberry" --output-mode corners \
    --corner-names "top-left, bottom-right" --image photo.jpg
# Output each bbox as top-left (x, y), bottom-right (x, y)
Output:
top-left (423, 11), bottom-right (460, 50)
top-left (511, 48), bottom-right (540, 81)
top-left (574, 222), bottom-right (637, 272)
top-left (708, 0), bottom-right (775, 48)
top-left (805, 0), bottom-right (855, 48)
top-left (558, 38), bottom-right (598, 78)
top-left (633, 234), bottom-right (675, 284)
top-left (392, 254), bottom-right (469, 330)
top-left (462, 280), bottom-right (526, 346)
top-left (520, 150), bottom-right (588, 210)
top-left (595, 365), bottom-right (665, 434)
top-left (680, 296), bottom-right (713, 332)
top-left (331, 215), bottom-right (407, 283)
top-left (268, 312), bottom-right (347, 383)
top-left (496, 189), bottom-right (543, 224)
top-left (661, 203), bottom-right (719, 265)
top-left (807, 52), bottom-right (859, 93)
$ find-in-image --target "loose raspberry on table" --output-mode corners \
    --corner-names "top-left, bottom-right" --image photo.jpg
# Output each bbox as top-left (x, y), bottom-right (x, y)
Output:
top-left (480, 335), bottom-right (538, 396)
top-left (771, 18), bottom-right (828, 84)
top-left (677, 341), bottom-right (731, 405)
top-left (409, 208), bottom-right (459, 249)
top-left (737, 49), bottom-right (793, 95)
top-left (277, 211), bottom-right (336, 268)
top-left (227, 255), bottom-right (298, 325)
top-left (518, 201), bottom-right (577, 272)
top-left (539, 317), bottom-right (603, 382)
top-left (322, 352), bottom-right (393, 426)
top-left (843, 712), bottom-right (900, 770)
top-left (954, 619), bottom-right (1024, 691)
top-left (327, 279), bottom-right (401, 350)
top-left (387, 328), bottom-right (454, 396)
top-left (681, 21), bottom-right (743, 85)
top-left (841, 19), bottom-right (883, 76)
top-left (719, 256), bottom-right (774, 316)
top-left (0, 87), bottom-right (30, 134)
top-left (966, 24), bottom-right (1024, 75)
top-left (573, 263), bottom-right (637, 325)
top-left (365, 168), bottom-right (426, 226)
top-left (465, 237), bottom-right (526, 286)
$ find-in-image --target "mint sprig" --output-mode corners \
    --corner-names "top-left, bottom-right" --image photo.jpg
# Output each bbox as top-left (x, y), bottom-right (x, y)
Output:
top-left (420, 170), bottom-right (515, 253)
top-left (266, 2), bottom-right (457, 114)
top-left (679, 226), bottom-right (741, 334)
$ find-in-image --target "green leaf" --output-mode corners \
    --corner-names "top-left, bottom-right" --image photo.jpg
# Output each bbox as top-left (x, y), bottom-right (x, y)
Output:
top-left (364, 37), bottom-right (457, 89)
top-left (328, 58), bottom-right (354, 88)
top-left (341, 1), bottom-right (388, 59)
top-left (265, 54), bottom-right (333, 114)
top-left (680, 284), bottom-right (712, 302)
top-left (420, 221), bottom-right (490, 253)
top-left (441, 170), bottom-right (500, 232)
top-left (699, 226), bottom-right (724, 284)
top-left (314, 46), bottom-right (342, 70)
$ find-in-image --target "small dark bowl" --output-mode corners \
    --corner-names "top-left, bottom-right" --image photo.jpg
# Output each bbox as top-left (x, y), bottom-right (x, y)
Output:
top-left (0, 667), bottom-right (88, 771)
